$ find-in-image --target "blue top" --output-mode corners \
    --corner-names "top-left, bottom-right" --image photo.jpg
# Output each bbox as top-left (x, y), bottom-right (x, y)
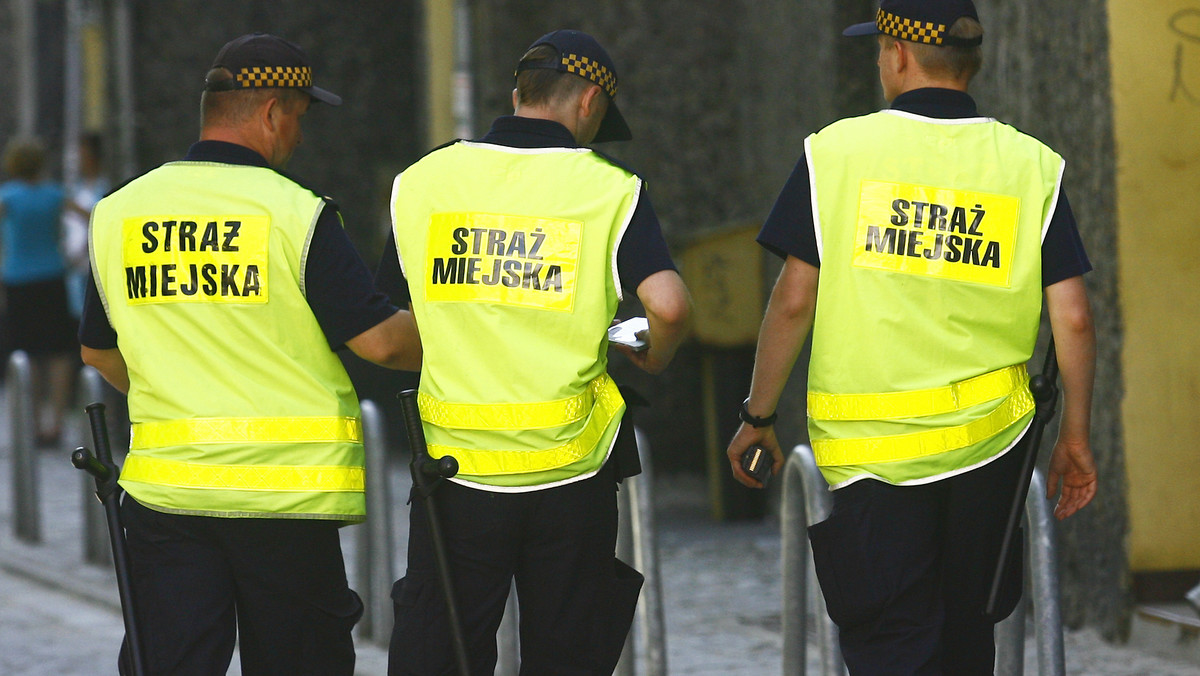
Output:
top-left (0, 180), bottom-right (67, 284)
top-left (757, 88), bottom-right (1092, 286)
top-left (78, 141), bottom-right (397, 350)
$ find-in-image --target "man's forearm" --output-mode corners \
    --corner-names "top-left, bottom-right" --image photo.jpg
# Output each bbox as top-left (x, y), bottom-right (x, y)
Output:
top-left (746, 257), bottom-right (818, 417)
top-left (1045, 276), bottom-right (1096, 441)
top-left (81, 346), bottom-right (130, 394)
top-left (636, 270), bottom-right (692, 374)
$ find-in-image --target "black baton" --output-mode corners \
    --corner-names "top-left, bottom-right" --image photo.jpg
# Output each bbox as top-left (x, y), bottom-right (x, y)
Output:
top-left (398, 389), bottom-right (470, 675)
top-left (71, 402), bottom-right (147, 676)
top-left (985, 338), bottom-right (1060, 616)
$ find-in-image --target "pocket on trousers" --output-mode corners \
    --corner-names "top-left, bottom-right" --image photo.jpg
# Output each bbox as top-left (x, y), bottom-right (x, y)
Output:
top-left (984, 525), bottom-right (1025, 623)
top-left (390, 575), bottom-right (450, 675)
top-left (807, 511), bottom-right (888, 630)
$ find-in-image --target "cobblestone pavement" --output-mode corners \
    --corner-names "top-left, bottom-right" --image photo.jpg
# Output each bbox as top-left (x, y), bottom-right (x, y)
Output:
top-left (2, 394), bottom-right (1200, 674)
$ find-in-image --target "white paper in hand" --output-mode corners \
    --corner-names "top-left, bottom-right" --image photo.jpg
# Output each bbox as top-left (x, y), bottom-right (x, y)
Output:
top-left (608, 316), bottom-right (649, 351)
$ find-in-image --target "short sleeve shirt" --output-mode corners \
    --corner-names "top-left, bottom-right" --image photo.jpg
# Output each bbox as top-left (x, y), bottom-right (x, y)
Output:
top-left (757, 88), bottom-right (1092, 286)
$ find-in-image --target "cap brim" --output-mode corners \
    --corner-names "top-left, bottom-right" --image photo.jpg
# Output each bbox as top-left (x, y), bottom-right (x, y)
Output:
top-left (593, 101), bottom-right (632, 143)
top-left (842, 21), bottom-right (880, 37)
top-left (304, 85), bottom-right (342, 106)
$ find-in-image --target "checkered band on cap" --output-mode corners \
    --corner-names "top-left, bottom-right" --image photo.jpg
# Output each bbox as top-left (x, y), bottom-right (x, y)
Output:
top-left (876, 7), bottom-right (948, 45)
top-left (235, 65), bottom-right (313, 89)
top-left (562, 53), bottom-right (617, 98)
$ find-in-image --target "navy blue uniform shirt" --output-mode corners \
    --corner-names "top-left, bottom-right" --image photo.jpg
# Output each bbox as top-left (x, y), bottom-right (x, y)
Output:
top-left (78, 140), bottom-right (397, 350)
top-left (757, 88), bottom-right (1092, 286)
top-left (375, 116), bottom-right (676, 305)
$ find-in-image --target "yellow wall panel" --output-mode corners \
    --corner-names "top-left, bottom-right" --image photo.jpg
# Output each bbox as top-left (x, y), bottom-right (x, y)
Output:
top-left (1109, 0), bottom-right (1200, 570)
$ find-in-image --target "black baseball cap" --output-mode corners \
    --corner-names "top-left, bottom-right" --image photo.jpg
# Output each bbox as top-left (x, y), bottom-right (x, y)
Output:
top-left (204, 33), bottom-right (342, 106)
top-left (843, 0), bottom-right (983, 47)
top-left (515, 30), bottom-right (632, 143)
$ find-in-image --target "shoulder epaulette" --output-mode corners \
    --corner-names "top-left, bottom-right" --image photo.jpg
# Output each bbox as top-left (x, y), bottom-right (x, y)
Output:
top-left (589, 148), bottom-right (642, 179)
top-left (101, 163), bottom-right (167, 199)
top-left (271, 167), bottom-right (341, 208)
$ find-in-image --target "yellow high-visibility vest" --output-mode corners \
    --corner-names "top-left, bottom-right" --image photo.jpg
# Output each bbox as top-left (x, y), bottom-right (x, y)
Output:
top-left (90, 160), bottom-right (365, 520)
top-left (805, 109), bottom-right (1064, 488)
top-left (390, 140), bottom-right (636, 489)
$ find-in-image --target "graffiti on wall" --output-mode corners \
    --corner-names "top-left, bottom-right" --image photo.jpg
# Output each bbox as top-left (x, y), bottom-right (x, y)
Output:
top-left (1170, 8), bottom-right (1200, 104)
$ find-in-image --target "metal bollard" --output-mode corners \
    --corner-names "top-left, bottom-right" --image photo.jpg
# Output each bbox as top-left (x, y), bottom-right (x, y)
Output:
top-left (356, 400), bottom-right (395, 645)
top-left (495, 582), bottom-right (520, 676)
top-left (994, 468), bottom-right (1066, 676)
top-left (79, 366), bottom-right (112, 565)
top-left (1026, 469), bottom-right (1065, 676)
top-left (615, 487), bottom-right (635, 676)
top-left (994, 563), bottom-right (1028, 675)
top-left (9, 350), bottom-right (40, 543)
top-left (628, 428), bottom-right (668, 675)
top-left (781, 444), bottom-right (844, 676)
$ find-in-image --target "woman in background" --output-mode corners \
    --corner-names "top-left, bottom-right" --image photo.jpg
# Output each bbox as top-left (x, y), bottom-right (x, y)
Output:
top-left (0, 137), bottom-right (85, 447)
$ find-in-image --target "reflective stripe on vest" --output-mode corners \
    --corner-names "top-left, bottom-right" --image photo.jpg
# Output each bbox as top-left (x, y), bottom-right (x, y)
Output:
top-left (130, 416), bottom-right (361, 450)
top-left (813, 385), bottom-right (1034, 467)
top-left (807, 364), bottom-right (1028, 421)
top-left (417, 375), bottom-right (610, 431)
top-left (121, 453), bottom-right (364, 492)
top-left (427, 374), bottom-right (624, 476)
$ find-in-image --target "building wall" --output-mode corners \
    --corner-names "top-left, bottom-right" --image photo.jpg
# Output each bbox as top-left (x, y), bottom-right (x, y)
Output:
top-left (1109, 0), bottom-right (1200, 573)
top-left (124, 0), bottom-right (421, 259)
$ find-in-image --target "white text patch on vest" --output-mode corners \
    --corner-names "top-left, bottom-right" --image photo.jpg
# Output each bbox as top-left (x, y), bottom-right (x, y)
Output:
top-left (424, 212), bottom-right (581, 312)
top-left (121, 215), bottom-right (270, 304)
top-left (852, 180), bottom-right (1020, 287)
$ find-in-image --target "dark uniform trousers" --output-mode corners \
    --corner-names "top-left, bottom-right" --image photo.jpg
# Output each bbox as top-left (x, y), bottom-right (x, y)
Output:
top-left (388, 461), bottom-right (643, 676)
top-left (808, 433), bottom-right (1029, 676)
top-left (118, 497), bottom-right (363, 676)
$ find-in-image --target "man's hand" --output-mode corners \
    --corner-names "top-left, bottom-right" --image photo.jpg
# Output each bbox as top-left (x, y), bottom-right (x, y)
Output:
top-left (726, 422), bottom-right (784, 489)
top-left (1045, 436), bottom-right (1097, 520)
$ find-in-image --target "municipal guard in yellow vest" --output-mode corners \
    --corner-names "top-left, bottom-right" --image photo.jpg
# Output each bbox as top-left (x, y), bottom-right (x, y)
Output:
top-left (725, 2), bottom-right (1098, 673)
top-left (379, 29), bottom-right (691, 675)
top-left (79, 33), bottom-right (421, 676)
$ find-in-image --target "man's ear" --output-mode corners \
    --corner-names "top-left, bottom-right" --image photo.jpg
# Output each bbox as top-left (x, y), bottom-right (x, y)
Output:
top-left (261, 96), bottom-right (281, 133)
top-left (579, 84), bottom-right (605, 119)
top-left (512, 88), bottom-right (520, 112)
top-left (893, 39), bottom-right (910, 74)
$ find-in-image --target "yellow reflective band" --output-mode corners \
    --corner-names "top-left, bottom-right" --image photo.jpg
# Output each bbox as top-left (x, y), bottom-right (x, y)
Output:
top-left (808, 364), bottom-right (1029, 421)
top-left (419, 374), bottom-right (614, 431)
top-left (130, 416), bottom-right (361, 450)
top-left (121, 453), bottom-right (363, 492)
top-left (813, 387), bottom-right (1035, 467)
top-left (426, 375), bottom-right (624, 476)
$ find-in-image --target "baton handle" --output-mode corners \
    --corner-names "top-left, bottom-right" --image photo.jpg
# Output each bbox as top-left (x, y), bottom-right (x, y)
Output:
top-left (86, 402), bottom-right (114, 465)
top-left (398, 390), bottom-right (470, 675)
top-left (71, 447), bottom-right (112, 482)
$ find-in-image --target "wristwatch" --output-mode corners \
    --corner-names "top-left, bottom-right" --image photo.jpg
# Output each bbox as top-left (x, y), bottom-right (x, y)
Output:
top-left (739, 398), bottom-right (777, 428)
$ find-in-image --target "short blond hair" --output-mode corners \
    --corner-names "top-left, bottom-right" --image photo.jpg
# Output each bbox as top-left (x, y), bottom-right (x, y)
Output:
top-left (200, 68), bottom-right (309, 129)
top-left (3, 137), bottom-right (46, 181)
top-left (895, 17), bottom-right (984, 81)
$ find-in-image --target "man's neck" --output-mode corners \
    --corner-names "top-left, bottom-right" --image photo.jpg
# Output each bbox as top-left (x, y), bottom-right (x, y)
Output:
top-left (513, 107), bottom-right (580, 144)
top-left (200, 127), bottom-right (272, 166)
